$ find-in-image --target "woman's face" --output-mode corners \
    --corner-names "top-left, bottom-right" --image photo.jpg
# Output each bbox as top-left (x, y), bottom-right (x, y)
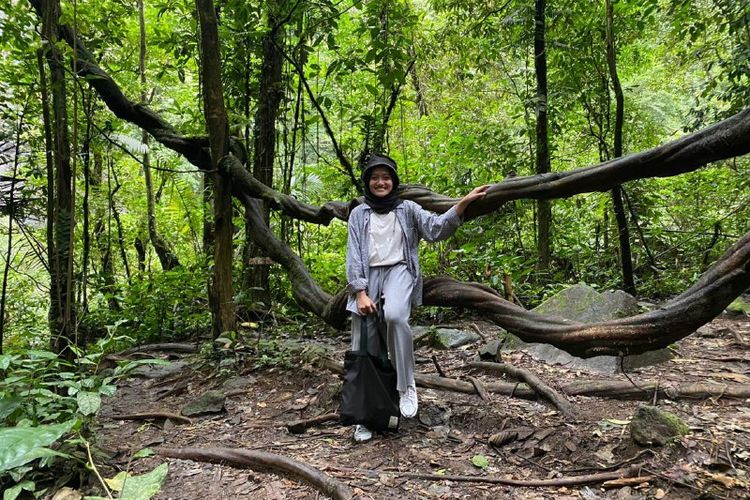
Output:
top-left (369, 167), bottom-right (393, 197)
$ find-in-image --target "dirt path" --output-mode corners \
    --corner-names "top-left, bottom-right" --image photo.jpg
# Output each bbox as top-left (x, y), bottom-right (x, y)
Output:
top-left (95, 315), bottom-right (749, 499)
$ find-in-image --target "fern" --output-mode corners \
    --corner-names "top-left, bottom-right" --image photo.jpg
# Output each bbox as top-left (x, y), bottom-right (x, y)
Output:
top-left (108, 133), bottom-right (150, 155)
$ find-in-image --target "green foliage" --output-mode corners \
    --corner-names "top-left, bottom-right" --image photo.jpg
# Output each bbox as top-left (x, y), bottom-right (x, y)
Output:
top-left (208, 329), bottom-right (292, 371)
top-left (86, 265), bottom-right (211, 343)
top-left (100, 463), bottom-right (169, 500)
top-left (0, 329), bottom-right (168, 495)
top-left (0, 421), bottom-right (76, 473)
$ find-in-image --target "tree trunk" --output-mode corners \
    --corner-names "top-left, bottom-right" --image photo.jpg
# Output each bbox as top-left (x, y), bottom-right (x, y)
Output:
top-left (534, 0), bottom-right (552, 271)
top-left (42, 0), bottom-right (76, 359)
top-left (91, 149), bottom-right (120, 311)
top-left (80, 92), bottom-right (94, 317)
top-left (606, 0), bottom-right (635, 295)
top-left (196, 0), bottom-right (236, 337)
top-left (0, 106), bottom-right (26, 354)
top-left (243, 1), bottom-right (284, 309)
top-left (37, 46), bottom-right (56, 332)
top-left (138, 0), bottom-right (179, 272)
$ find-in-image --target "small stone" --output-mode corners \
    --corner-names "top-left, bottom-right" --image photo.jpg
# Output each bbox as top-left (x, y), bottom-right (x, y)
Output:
top-left (426, 483), bottom-right (451, 497)
top-left (630, 405), bottom-right (689, 446)
top-left (433, 328), bottom-right (481, 349)
top-left (221, 376), bottom-right (257, 391)
top-left (478, 339), bottom-right (502, 361)
top-left (181, 390), bottom-right (226, 416)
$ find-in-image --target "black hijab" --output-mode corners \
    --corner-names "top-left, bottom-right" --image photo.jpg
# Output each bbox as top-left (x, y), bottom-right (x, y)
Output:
top-left (362, 154), bottom-right (403, 214)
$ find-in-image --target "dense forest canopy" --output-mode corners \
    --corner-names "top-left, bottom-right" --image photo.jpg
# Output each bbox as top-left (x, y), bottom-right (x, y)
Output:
top-left (0, 0), bottom-right (748, 353)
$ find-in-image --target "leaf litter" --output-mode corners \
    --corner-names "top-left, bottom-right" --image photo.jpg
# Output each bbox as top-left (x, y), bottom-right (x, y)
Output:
top-left (92, 314), bottom-right (749, 499)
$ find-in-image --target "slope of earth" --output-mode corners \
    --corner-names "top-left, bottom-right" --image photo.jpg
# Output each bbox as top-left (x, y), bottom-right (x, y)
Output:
top-left (93, 314), bottom-right (749, 499)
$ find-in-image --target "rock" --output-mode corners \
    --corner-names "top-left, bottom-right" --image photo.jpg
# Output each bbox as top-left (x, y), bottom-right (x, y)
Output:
top-left (533, 284), bottom-right (639, 323)
top-left (181, 390), bottom-right (226, 417)
top-left (502, 283), bottom-right (673, 374)
top-left (426, 483), bottom-right (451, 497)
top-left (478, 339), bottom-right (502, 361)
top-left (432, 328), bottom-right (481, 349)
top-left (725, 297), bottom-right (750, 315)
top-left (630, 405), bottom-right (688, 446)
top-left (130, 361), bottom-right (187, 379)
top-left (221, 376), bottom-right (257, 391)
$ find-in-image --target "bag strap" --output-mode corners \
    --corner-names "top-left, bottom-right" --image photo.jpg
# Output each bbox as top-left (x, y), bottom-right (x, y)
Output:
top-left (359, 298), bottom-right (389, 365)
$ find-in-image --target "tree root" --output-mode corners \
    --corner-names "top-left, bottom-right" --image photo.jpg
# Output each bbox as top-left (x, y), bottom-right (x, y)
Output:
top-left (114, 343), bottom-right (198, 356)
top-left (468, 361), bottom-right (576, 419)
top-left (560, 379), bottom-right (750, 399)
top-left (467, 376), bottom-right (491, 402)
top-left (113, 412), bottom-right (192, 425)
top-left (286, 413), bottom-right (339, 434)
top-left (316, 355), bottom-right (750, 402)
top-left (393, 464), bottom-right (642, 487)
top-left (157, 447), bottom-right (356, 500)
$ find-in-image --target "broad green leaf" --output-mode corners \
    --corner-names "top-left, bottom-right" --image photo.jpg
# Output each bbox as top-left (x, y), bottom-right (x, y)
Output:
top-left (0, 355), bottom-right (13, 371)
top-left (98, 384), bottom-right (117, 397)
top-left (26, 351), bottom-right (58, 360)
top-left (0, 397), bottom-right (22, 421)
top-left (77, 392), bottom-right (101, 416)
top-left (0, 420), bottom-right (75, 472)
top-left (471, 454), bottom-right (489, 469)
top-left (3, 479), bottom-right (34, 500)
top-left (106, 463), bottom-right (169, 500)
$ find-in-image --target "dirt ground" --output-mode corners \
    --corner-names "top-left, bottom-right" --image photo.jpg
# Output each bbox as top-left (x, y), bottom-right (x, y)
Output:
top-left (95, 313), bottom-right (750, 499)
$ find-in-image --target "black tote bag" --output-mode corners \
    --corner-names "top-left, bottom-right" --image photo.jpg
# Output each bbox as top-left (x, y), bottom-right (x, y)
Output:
top-left (340, 315), bottom-right (400, 431)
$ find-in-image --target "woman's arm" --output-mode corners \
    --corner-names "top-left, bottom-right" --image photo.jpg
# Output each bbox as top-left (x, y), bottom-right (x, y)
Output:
top-left (455, 185), bottom-right (490, 217)
top-left (415, 185), bottom-right (490, 242)
top-left (346, 209), bottom-right (377, 315)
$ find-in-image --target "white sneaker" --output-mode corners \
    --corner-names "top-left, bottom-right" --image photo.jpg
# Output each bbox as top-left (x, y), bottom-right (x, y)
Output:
top-left (399, 385), bottom-right (418, 418)
top-left (354, 425), bottom-right (372, 442)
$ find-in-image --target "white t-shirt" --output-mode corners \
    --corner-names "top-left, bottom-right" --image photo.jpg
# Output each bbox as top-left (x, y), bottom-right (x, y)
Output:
top-left (368, 211), bottom-right (405, 266)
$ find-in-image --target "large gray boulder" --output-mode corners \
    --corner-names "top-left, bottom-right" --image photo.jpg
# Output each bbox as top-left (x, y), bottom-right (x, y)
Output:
top-left (502, 283), bottom-right (673, 374)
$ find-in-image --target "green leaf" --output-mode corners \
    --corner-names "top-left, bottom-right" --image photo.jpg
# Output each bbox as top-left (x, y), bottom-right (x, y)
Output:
top-left (77, 392), bottom-right (101, 416)
top-left (0, 420), bottom-right (75, 472)
top-left (0, 355), bottom-right (13, 371)
top-left (3, 480), bottom-right (34, 500)
top-left (98, 384), bottom-right (117, 397)
top-left (132, 447), bottom-right (155, 459)
top-left (471, 454), bottom-right (489, 469)
top-left (105, 463), bottom-right (169, 499)
top-left (604, 418), bottom-right (630, 426)
top-left (0, 397), bottom-right (22, 422)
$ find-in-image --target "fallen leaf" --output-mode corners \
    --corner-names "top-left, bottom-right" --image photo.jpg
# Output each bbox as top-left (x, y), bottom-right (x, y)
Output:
top-left (595, 444), bottom-right (616, 464)
top-left (471, 454), bottom-right (490, 469)
top-left (655, 488), bottom-right (666, 499)
top-left (703, 471), bottom-right (746, 488)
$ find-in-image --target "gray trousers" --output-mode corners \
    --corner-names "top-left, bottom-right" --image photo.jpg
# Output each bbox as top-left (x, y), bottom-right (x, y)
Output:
top-left (351, 264), bottom-right (415, 393)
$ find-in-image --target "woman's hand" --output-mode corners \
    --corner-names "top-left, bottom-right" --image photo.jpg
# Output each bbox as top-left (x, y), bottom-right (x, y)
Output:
top-left (356, 291), bottom-right (377, 316)
top-left (455, 185), bottom-right (491, 216)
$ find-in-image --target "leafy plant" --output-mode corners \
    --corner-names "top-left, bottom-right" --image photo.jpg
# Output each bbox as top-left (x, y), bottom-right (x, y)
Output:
top-left (0, 330), bottom-right (169, 496)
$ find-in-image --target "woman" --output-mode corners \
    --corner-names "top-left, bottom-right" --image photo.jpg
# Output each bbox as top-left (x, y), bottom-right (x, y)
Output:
top-left (346, 153), bottom-right (489, 442)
